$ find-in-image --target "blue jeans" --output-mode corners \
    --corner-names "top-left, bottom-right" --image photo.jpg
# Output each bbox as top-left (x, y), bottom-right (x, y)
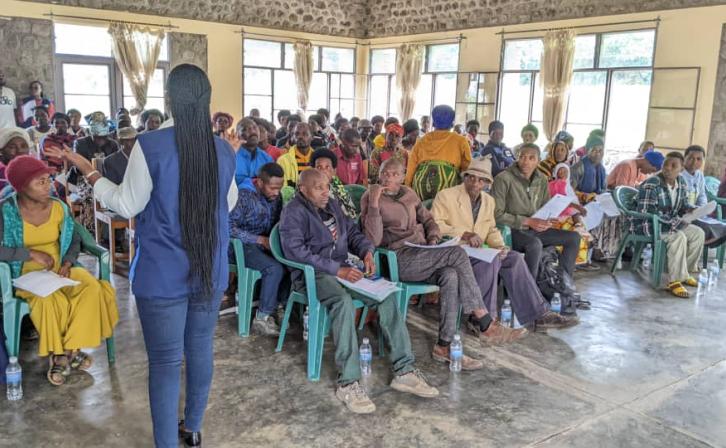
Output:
top-left (243, 243), bottom-right (289, 315)
top-left (135, 293), bottom-right (222, 448)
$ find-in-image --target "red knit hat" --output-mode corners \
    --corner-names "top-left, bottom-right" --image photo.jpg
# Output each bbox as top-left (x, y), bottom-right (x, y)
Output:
top-left (6, 156), bottom-right (54, 193)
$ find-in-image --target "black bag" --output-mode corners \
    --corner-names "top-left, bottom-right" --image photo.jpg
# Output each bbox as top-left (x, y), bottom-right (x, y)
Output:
top-left (536, 247), bottom-right (578, 314)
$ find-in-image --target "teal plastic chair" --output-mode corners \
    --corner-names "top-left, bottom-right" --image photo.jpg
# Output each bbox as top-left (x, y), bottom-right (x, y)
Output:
top-left (343, 184), bottom-right (367, 214)
top-left (703, 176), bottom-right (726, 269)
top-left (270, 225), bottom-right (382, 382)
top-left (229, 238), bottom-right (262, 337)
top-left (497, 224), bottom-right (512, 247)
top-left (2, 222), bottom-right (116, 365)
top-left (610, 186), bottom-right (668, 288)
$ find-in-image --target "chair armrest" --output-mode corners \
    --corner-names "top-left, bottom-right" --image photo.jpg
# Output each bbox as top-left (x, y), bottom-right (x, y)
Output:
top-left (231, 238), bottom-right (246, 270)
top-left (374, 248), bottom-right (400, 282)
top-left (75, 222), bottom-right (110, 281)
top-left (497, 224), bottom-right (512, 247)
top-left (0, 262), bottom-right (14, 308)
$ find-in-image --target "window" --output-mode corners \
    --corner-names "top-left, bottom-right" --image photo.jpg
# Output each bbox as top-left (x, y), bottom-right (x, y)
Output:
top-left (454, 72), bottom-right (498, 138)
top-left (498, 29), bottom-right (656, 168)
top-left (242, 39), bottom-right (355, 123)
top-left (54, 23), bottom-right (168, 123)
top-left (368, 43), bottom-right (459, 121)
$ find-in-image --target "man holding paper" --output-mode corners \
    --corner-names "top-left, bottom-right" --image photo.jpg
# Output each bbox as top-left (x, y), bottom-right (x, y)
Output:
top-left (280, 169), bottom-right (438, 415)
top-left (361, 159), bottom-right (527, 361)
top-left (431, 158), bottom-right (578, 330)
top-left (491, 143), bottom-right (581, 279)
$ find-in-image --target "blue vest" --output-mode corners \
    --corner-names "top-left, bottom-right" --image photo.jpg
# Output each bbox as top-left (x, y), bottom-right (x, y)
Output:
top-left (131, 127), bottom-right (235, 299)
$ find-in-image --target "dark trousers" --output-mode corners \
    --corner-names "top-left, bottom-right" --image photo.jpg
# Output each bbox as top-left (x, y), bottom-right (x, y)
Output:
top-left (243, 243), bottom-right (290, 315)
top-left (470, 251), bottom-right (548, 324)
top-left (135, 293), bottom-right (222, 448)
top-left (512, 228), bottom-right (581, 278)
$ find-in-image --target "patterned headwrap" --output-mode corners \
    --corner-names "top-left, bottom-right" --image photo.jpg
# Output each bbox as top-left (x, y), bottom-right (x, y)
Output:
top-left (385, 123), bottom-right (404, 137)
top-left (84, 111), bottom-right (112, 137)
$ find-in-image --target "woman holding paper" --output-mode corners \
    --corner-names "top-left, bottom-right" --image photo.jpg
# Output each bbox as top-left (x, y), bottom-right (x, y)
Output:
top-left (0, 156), bottom-right (118, 386)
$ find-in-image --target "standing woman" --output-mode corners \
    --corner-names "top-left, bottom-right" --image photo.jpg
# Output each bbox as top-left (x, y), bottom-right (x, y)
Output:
top-left (18, 81), bottom-right (55, 128)
top-left (47, 64), bottom-right (237, 448)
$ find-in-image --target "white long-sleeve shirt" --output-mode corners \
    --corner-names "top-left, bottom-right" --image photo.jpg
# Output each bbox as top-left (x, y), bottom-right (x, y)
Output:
top-left (93, 125), bottom-right (238, 217)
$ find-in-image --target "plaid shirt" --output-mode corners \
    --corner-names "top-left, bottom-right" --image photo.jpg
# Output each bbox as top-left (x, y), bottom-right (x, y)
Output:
top-left (229, 188), bottom-right (282, 245)
top-left (628, 173), bottom-right (689, 237)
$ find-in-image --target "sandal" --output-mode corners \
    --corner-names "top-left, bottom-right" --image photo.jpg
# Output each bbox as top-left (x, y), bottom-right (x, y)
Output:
top-left (47, 356), bottom-right (68, 386)
top-left (70, 351), bottom-right (93, 370)
top-left (683, 277), bottom-right (698, 287)
top-left (667, 281), bottom-right (690, 298)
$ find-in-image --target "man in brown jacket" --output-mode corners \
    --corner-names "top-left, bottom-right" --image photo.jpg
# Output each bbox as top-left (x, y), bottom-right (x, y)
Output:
top-left (360, 159), bottom-right (526, 372)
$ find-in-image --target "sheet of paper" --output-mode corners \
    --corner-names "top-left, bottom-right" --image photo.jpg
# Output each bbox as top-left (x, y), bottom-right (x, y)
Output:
top-left (532, 194), bottom-right (573, 220)
top-left (404, 237), bottom-right (460, 249)
top-left (21, 101), bottom-right (35, 122)
top-left (697, 216), bottom-right (726, 226)
top-left (682, 201), bottom-right (717, 224)
top-left (12, 270), bottom-right (80, 298)
top-left (337, 277), bottom-right (400, 302)
top-left (595, 193), bottom-right (620, 217)
top-left (583, 202), bottom-right (605, 230)
top-left (462, 246), bottom-right (501, 263)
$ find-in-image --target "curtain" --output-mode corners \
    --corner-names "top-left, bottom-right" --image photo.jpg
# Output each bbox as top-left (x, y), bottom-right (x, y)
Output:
top-left (108, 23), bottom-right (165, 115)
top-left (293, 41), bottom-right (314, 113)
top-left (540, 29), bottom-right (576, 142)
top-left (395, 44), bottom-right (424, 121)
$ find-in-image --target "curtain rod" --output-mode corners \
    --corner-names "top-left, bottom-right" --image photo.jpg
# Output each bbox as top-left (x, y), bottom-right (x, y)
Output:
top-left (496, 17), bottom-right (659, 35)
top-left (43, 12), bottom-right (179, 29)
top-left (238, 29), bottom-right (366, 46)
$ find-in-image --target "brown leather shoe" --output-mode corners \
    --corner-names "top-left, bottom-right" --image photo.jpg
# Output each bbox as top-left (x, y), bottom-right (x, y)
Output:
top-left (480, 321), bottom-right (528, 345)
top-left (431, 345), bottom-right (484, 371)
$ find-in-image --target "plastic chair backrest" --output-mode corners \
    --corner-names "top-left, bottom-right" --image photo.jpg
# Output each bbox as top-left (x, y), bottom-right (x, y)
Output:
top-left (422, 199), bottom-right (433, 210)
top-left (613, 186), bottom-right (638, 212)
top-left (343, 184), bottom-right (367, 213)
top-left (705, 176), bottom-right (720, 198)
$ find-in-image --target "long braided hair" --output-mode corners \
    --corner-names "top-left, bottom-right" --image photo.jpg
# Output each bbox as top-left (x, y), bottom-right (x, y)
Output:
top-left (167, 64), bottom-right (219, 297)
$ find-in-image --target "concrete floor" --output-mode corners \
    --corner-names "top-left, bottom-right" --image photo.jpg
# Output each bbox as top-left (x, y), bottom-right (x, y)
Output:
top-left (2, 258), bottom-right (726, 448)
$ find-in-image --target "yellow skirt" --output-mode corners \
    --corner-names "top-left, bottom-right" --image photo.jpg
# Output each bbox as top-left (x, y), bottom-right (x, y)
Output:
top-left (553, 218), bottom-right (591, 265)
top-left (17, 267), bottom-right (119, 357)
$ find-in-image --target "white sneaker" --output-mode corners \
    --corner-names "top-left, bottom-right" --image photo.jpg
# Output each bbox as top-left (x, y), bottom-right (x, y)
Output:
top-left (335, 382), bottom-right (376, 414)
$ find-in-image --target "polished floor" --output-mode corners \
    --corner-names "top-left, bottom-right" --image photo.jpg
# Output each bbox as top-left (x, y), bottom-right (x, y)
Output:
top-left (2, 257), bottom-right (726, 448)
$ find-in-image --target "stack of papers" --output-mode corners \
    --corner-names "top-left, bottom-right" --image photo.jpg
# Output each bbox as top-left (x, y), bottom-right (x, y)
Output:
top-left (532, 194), bottom-right (573, 220)
top-left (682, 202), bottom-right (716, 224)
top-left (595, 193), bottom-right (621, 217)
top-left (12, 270), bottom-right (80, 297)
top-left (337, 277), bottom-right (401, 302)
top-left (462, 246), bottom-right (501, 263)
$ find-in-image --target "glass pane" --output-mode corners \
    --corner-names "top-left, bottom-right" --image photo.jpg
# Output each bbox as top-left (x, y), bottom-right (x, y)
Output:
top-left (321, 47), bottom-right (355, 73)
top-left (124, 97), bottom-right (166, 125)
top-left (566, 71), bottom-right (607, 125)
top-left (455, 103), bottom-right (471, 125)
top-left (340, 99), bottom-right (354, 119)
top-left (158, 36), bottom-right (169, 62)
top-left (369, 75), bottom-right (390, 118)
top-left (479, 73), bottom-right (497, 104)
top-left (284, 43), bottom-right (294, 69)
top-left (413, 74), bottom-right (433, 119)
top-left (605, 70), bottom-right (652, 169)
top-left (307, 72), bottom-right (328, 111)
top-left (244, 39), bottom-right (282, 68)
top-left (389, 75), bottom-right (400, 117)
top-left (63, 64), bottom-right (110, 95)
top-left (330, 74), bottom-right (340, 99)
top-left (532, 74), bottom-right (543, 122)
top-left (273, 70), bottom-right (297, 110)
top-left (503, 39), bottom-right (543, 71)
top-left (427, 44), bottom-right (459, 72)
top-left (64, 94), bottom-right (111, 118)
top-left (650, 68), bottom-right (699, 108)
top-left (123, 68), bottom-right (165, 97)
top-left (55, 23), bottom-right (113, 57)
top-left (340, 74), bottom-right (355, 98)
top-left (244, 68), bottom-right (272, 95)
top-left (499, 72), bottom-right (532, 140)
top-left (244, 95), bottom-right (272, 121)
top-left (371, 48), bottom-right (396, 74)
top-left (573, 34), bottom-right (596, 69)
top-left (434, 73), bottom-right (456, 108)
top-left (599, 29), bottom-right (655, 68)
top-left (458, 73), bottom-right (478, 103)
top-left (564, 124), bottom-right (597, 150)
top-left (330, 99), bottom-right (340, 118)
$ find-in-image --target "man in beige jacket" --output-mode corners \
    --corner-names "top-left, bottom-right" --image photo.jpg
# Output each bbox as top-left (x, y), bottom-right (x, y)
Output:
top-left (431, 158), bottom-right (578, 330)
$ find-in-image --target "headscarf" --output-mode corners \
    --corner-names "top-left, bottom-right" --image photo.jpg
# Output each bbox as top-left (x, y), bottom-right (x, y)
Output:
top-left (85, 111), bottom-right (112, 137)
top-left (555, 130), bottom-right (574, 148)
top-left (586, 136), bottom-right (604, 151)
top-left (403, 119), bottom-right (420, 135)
top-left (431, 105), bottom-right (455, 129)
top-left (552, 162), bottom-right (578, 200)
top-left (0, 128), bottom-right (32, 150)
top-left (521, 123), bottom-right (538, 139)
top-left (385, 123), bottom-right (404, 137)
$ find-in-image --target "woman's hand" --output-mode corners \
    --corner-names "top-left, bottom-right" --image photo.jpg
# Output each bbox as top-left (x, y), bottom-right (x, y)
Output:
top-left (43, 144), bottom-right (95, 177)
top-left (58, 261), bottom-right (72, 278)
top-left (29, 250), bottom-right (54, 270)
top-left (222, 130), bottom-right (246, 151)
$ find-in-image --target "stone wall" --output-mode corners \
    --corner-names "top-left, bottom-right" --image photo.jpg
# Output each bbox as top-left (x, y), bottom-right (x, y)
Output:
top-left (0, 17), bottom-right (55, 102)
top-left (23, 0), bottom-right (369, 38)
top-left (706, 24), bottom-right (726, 178)
top-left (170, 32), bottom-right (208, 72)
top-left (366, 0), bottom-right (726, 37)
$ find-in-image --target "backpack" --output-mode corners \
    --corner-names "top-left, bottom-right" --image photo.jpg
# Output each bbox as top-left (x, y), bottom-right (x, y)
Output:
top-left (536, 246), bottom-right (578, 314)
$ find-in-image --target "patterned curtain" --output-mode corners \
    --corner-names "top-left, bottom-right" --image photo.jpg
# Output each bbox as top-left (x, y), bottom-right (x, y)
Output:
top-left (396, 44), bottom-right (424, 121)
top-left (540, 29), bottom-right (576, 142)
top-left (293, 41), bottom-right (314, 113)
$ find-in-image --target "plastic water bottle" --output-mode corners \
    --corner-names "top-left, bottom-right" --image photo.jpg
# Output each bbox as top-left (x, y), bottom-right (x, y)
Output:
top-left (359, 337), bottom-right (372, 376)
top-left (449, 334), bottom-right (463, 373)
top-left (697, 269), bottom-right (709, 298)
top-left (551, 293), bottom-right (562, 314)
top-left (709, 261), bottom-right (720, 288)
top-left (6, 357), bottom-right (22, 401)
top-left (302, 308), bottom-right (309, 341)
top-left (642, 245), bottom-right (652, 270)
top-left (500, 300), bottom-right (513, 328)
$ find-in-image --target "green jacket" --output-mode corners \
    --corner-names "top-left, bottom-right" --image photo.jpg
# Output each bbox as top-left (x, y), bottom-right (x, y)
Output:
top-left (491, 163), bottom-right (550, 230)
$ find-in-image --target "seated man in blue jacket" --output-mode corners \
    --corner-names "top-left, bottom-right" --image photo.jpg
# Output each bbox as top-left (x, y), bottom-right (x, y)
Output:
top-left (279, 169), bottom-right (438, 414)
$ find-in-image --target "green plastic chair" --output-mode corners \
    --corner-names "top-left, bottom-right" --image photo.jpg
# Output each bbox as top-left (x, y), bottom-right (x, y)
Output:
top-left (610, 186), bottom-right (668, 288)
top-left (343, 184), bottom-right (367, 214)
top-left (2, 222), bottom-right (116, 365)
top-left (703, 176), bottom-right (726, 269)
top-left (270, 225), bottom-right (382, 382)
top-left (228, 238), bottom-right (262, 338)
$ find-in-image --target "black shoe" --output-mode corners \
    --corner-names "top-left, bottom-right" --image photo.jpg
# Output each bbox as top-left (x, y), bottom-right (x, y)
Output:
top-left (178, 420), bottom-right (202, 447)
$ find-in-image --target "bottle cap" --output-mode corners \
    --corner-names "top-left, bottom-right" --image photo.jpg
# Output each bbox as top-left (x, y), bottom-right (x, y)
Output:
top-left (9, 356), bottom-right (17, 363)
top-left (362, 337), bottom-right (370, 344)
top-left (453, 334), bottom-right (461, 340)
